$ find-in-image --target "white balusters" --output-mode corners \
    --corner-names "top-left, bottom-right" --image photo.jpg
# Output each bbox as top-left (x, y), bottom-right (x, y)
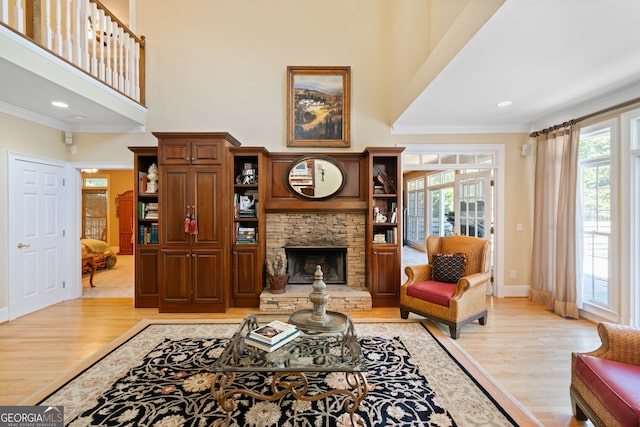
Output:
top-left (110, 19), bottom-right (118, 89)
top-left (104, 14), bottom-right (112, 85)
top-left (43, 0), bottom-right (52, 49)
top-left (54, 0), bottom-right (62, 55)
top-left (15, 0), bottom-right (24, 33)
top-left (64, 0), bottom-right (72, 61)
top-left (117, 25), bottom-right (124, 91)
top-left (89, 1), bottom-right (97, 76)
top-left (133, 40), bottom-right (140, 100)
top-left (123, 31), bottom-right (130, 96)
top-left (1, 0), bottom-right (8, 26)
top-left (2, 0), bottom-right (143, 103)
top-left (97, 7), bottom-right (105, 80)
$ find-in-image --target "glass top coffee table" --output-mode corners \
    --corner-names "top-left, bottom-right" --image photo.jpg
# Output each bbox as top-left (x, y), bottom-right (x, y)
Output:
top-left (211, 313), bottom-right (368, 427)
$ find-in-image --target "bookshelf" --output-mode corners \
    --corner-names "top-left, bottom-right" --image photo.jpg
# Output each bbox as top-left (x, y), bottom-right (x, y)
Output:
top-left (366, 147), bottom-right (404, 307)
top-left (129, 146), bottom-right (159, 308)
top-left (230, 147), bottom-right (268, 307)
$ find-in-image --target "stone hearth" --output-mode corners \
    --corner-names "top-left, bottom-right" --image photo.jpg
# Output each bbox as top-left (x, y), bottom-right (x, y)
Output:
top-left (262, 212), bottom-right (371, 312)
top-left (260, 285), bottom-right (371, 313)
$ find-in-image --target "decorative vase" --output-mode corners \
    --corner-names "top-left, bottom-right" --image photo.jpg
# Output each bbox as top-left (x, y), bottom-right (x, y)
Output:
top-left (268, 274), bottom-right (288, 294)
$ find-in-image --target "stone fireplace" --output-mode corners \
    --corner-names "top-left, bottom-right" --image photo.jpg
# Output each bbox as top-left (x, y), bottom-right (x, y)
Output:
top-left (285, 246), bottom-right (347, 284)
top-left (261, 212), bottom-right (371, 312)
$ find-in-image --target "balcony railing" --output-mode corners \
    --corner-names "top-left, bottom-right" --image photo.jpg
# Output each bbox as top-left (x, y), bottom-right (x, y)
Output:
top-left (0, 0), bottom-right (145, 105)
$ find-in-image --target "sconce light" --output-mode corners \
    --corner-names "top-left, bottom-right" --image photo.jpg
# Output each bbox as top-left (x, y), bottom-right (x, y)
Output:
top-left (520, 143), bottom-right (532, 157)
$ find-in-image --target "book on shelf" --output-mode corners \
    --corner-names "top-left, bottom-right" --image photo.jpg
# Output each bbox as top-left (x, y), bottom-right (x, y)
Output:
top-left (138, 171), bottom-right (148, 193)
top-left (249, 320), bottom-right (299, 345)
top-left (373, 233), bottom-right (386, 244)
top-left (386, 228), bottom-right (397, 244)
top-left (138, 223), bottom-right (159, 244)
top-left (138, 202), bottom-right (159, 219)
top-left (244, 330), bottom-right (300, 352)
top-left (235, 225), bottom-right (257, 244)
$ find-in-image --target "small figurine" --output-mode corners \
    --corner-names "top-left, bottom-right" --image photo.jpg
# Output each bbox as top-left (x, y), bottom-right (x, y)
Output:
top-left (374, 207), bottom-right (387, 223)
top-left (146, 163), bottom-right (158, 193)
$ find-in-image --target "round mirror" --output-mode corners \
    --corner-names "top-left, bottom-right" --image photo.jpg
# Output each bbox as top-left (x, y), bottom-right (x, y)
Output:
top-left (285, 155), bottom-right (346, 201)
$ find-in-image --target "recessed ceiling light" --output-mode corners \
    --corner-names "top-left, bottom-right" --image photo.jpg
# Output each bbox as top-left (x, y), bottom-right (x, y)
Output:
top-left (497, 101), bottom-right (512, 108)
top-left (51, 101), bottom-right (69, 108)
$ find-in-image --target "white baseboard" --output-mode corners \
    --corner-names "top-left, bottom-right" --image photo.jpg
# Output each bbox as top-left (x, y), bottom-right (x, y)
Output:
top-left (0, 306), bottom-right (8, 323)
top-left (496, 284), bottom-right (530, 298)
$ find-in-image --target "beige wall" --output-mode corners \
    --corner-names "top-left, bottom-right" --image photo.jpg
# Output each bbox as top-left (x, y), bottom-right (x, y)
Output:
top-left (1, 0), bottom-right (535, 313)
top-left (0, 114), bottom-right (72, 309)
top-left (69, 0), bottom-right (533, 292)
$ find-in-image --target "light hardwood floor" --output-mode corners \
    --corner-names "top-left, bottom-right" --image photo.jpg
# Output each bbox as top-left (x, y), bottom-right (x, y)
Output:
top-left (0, 297), bottom-right (598, 427)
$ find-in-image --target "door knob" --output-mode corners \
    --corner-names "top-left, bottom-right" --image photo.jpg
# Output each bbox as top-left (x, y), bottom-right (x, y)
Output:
top-left (17, 243), bottom-right (31, 249)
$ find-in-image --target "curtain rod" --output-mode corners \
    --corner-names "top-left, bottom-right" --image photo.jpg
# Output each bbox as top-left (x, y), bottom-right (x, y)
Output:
top-left (529, 96), bottom-right (640, 138)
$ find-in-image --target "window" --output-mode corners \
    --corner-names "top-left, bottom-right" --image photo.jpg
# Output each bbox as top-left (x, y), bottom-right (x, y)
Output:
top-left (579, 124), bottom-right (612, 308)
top-left (82, 175), bottom-right (109, 241)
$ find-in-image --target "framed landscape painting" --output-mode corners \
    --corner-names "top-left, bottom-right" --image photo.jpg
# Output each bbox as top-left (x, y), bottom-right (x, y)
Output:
top-left (287, 66), bottom-right (351, 148)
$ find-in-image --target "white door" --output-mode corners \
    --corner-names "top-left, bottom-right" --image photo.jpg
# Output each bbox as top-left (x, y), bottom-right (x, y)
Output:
top-left (9, 156), bottom-right (66, 318)
top-left (453, 171), bottom-right (492, 239)
top-left (454, 170), bottom-right (493, 293)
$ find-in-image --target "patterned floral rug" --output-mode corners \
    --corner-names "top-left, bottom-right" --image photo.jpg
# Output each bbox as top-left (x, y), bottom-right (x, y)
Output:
top-left (32, 321), bottom-right (540, 426)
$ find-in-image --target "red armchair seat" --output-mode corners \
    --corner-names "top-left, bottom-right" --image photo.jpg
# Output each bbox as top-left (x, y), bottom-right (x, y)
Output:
top-left (406, 281), bottom-right (456, 307)
top-left (574, 355), bottom-right (640, 427)
top-left (571, 322), bottom-right (640, 427)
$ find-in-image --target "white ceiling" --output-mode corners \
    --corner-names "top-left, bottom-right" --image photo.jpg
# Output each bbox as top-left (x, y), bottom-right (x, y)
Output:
top-left (392, 0), bottom-right (640, 134)
top-left (0, 58), bottom-right (144, 131)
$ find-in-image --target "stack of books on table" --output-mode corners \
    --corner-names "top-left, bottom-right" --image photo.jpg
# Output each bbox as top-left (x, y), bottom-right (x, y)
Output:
top-left (245, 320), bottom-right (301, 352)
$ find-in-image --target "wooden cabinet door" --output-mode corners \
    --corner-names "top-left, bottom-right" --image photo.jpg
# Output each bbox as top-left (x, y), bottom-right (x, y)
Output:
top-left (192, 249), bottom-right (225, 307)
top-left (232, 248), bottom-right (261, 307)
top-left (161, 166), bottom-right (191, 247)
top-left (159, 249), bottom-right (191, 307)
top-left (370, 247), bottom-right (400, 307)
top-left (117, 190), bottom-right (134, 255)
top-left (135, 247), bottom-right (158, 307)
top-left (192, 166), bottom-right (224, 246)
top-left (191, 141), bottom-right (223, 164)
top-left (159, 139), bottom-right (190, 164)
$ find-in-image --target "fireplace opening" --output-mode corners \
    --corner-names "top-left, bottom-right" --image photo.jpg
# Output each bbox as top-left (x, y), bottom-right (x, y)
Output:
top-left (285, 246), bottom-right (347, 285)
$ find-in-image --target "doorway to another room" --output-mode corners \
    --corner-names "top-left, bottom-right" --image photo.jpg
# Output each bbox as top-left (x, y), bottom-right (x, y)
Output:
top-left (79, 169), bottom-right (135, 298)
top-left (400, 145), bottom-right (504, 296)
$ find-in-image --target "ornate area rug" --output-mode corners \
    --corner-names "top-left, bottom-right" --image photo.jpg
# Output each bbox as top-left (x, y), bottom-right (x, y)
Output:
top-left (28, 320), bottom-right (541, 426)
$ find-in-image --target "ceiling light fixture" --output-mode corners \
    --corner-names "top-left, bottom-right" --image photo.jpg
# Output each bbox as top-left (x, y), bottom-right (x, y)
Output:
top-left (71, 114), bottom-right (87, 120)
top-left (51, 101), bottom-right (69, 108)
top-left (81, 168), bottom-right (98, 174)
top-left (497, 100), bottom-right (512, 108)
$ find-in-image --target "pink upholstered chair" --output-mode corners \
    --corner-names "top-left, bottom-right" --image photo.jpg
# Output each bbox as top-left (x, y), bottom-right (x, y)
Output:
top-left (400, 235), bottom-right (491, 339)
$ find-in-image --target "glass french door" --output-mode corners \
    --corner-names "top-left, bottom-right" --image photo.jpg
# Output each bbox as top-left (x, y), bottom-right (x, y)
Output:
top-left (453, 171), bottom-right (492, 239)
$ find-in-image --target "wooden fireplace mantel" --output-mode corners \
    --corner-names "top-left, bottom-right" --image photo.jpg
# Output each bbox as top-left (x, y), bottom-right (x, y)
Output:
top-left (263, 151), bottom-right (369, 212)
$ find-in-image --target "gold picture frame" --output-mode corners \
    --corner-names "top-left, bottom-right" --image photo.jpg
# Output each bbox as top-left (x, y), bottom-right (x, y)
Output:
top-left (287, 66), bottom-right (350, 148)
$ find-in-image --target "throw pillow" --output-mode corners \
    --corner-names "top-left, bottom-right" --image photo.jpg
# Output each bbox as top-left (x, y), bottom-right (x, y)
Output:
top-left (432, 253), bottom-right (467, 283)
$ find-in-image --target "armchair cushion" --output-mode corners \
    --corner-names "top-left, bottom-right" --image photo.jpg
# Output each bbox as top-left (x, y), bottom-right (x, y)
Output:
top-left (432, 252), bottom-right (467, 283)
top-left (406, 280), bottom-right (456, 307)
top-left (574, 354), bottom-right (640, 426)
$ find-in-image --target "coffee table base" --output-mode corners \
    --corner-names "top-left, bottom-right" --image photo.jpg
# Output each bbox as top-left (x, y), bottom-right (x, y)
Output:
top-left (211, 371), bottom-right (368, 427)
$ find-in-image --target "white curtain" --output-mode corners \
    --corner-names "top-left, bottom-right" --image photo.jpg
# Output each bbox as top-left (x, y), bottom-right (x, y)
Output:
top-left (530, 126), bottom-right (581, 319)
